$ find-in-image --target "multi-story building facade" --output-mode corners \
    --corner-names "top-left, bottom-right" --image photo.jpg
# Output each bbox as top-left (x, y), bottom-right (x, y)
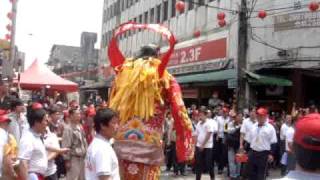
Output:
top-left (247, 0), bottom-right (320, 109)
top-left (100, 0), bottom-right (240, 106)
top-left (48, 32), bottom-right (99, 85)
top-left (101, 0), bottom-right (320, 110)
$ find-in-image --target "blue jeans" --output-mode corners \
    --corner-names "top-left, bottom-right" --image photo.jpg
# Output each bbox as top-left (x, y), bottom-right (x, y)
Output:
top-left (228, 148), bottom-right (241, 178)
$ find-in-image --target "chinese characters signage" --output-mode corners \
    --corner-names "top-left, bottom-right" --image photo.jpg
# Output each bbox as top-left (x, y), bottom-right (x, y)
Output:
top-left (167, 38), bottom-right (227, 75)
top-left (274, 11), bottom-right (320, 32)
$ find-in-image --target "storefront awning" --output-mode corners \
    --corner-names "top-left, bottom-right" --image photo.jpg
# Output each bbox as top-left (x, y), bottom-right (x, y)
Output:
top-left (245, 71), bottom-right (292, 86)
top-left (175, 69), bottom-right (236, 84)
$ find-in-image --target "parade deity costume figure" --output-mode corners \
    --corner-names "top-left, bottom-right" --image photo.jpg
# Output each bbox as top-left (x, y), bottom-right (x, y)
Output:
top-left (107, 23), bottom-right (194, 180)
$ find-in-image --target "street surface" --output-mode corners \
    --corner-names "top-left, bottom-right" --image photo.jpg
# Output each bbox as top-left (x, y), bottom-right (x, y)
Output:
top-left (160, 167), bottom-right (281, 180)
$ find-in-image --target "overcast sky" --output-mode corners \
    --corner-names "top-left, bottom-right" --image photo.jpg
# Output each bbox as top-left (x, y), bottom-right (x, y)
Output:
top-left (0, 0), bottom-right (103, 68)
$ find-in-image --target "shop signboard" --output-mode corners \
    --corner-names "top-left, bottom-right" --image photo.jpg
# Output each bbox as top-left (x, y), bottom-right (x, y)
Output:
top-left (228, 79), bottom-right (237, 89)
top-left (167, 38), bottom-right (227, 75)
top-left (182, 88), bottom-right (199, 99)
top-left (274, 11), bottom-right (320, 32)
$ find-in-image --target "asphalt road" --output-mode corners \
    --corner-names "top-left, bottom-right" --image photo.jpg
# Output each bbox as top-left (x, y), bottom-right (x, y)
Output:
top-left (160, 167), bottom-right (281, 180)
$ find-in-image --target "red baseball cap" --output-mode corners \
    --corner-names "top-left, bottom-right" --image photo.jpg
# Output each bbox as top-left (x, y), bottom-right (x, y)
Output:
top-left (223, 107), bottom-right (229, 113)
top-left (86, 108), bottom-right (96, 117)
top-left (0, 109), bottom-right (10, 123)
top-left (294, 113), bottom-right (320, 151)
top-left (32, 102), bottom-right (43, 110)
top-left (257, 107), bottom-right (268, 116)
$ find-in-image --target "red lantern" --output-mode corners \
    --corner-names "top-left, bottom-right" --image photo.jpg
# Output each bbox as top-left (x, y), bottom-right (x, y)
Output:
top-left (7, 12), bottom-right (14, 20)
top-left (5, 34), bottom-right (11, 40)
top-left (218, 20), bottom-right (226, 27)
top-left (175, 1), bottom-right (185, 13)
top-left (6, 24), bottom-right (12, 31)
top-left (193, 30), bottom-right (201, 38)
top-left (9, 0), bottom-right (16, 3)
top-left (309, 1), bottom-right (319, 12)
top-left (258, 10), bottom-right (267, 19)
top-left (217, 12), bottom-right (226, 20)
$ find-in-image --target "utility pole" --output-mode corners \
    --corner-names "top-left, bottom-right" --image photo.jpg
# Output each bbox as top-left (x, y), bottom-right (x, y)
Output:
top-left (9, 0), bottom-right (18, 77)
top-left (236, 0), bottom-right (249, 111)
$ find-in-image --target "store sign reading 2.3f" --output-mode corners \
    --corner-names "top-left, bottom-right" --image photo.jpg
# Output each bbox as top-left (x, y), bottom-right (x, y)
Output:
top-left (176, 47), bottom-right (202, 64)
top-left (167, 38), bottom-right (227, 74)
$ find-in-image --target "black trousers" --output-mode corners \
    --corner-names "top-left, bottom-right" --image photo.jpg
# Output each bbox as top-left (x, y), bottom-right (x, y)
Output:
top-left (247, 150), bottom-right (269, 180)
top-left (165, 143), bottom-right (174, 170)
top-left (240, 141), bottom-right (251, 178)
top-left (171, 142), bottom-right (185, 174)
top-left (216, 138), bottom-right (227, 171)
top-left (195, 147), bottom-right (215, 180)
top-left (45, 173), bottom-right (58, 180)
top-left (55, 155), bottom-right (66, 178)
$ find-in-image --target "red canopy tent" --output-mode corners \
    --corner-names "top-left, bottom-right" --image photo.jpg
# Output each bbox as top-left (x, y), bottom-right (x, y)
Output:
top-left (17, 59), bottom-right (78, 92)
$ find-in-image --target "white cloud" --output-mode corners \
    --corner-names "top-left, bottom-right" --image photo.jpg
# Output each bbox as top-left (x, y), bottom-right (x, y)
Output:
top-left (0, 0), bottom-right (103, 68)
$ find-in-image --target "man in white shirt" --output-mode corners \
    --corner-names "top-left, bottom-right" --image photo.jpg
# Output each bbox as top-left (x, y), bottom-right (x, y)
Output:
top-left (215, 107), bottom-right (230, 174)
top-left (240, 108), bottom-right (256, 151)
top-left (247, 107), bottom-right (277, 180)
top-left (85, 108), bottom-right (120, 180)
top-left (18, 106), bottom-right (48, 180)
top-left (194, 107), bottom-right (215, 180)
top-left (277, 113), bottom-right (320, 180)
top-left (284, 124), bottom-right (295, 173)
top-left (8, 98), bottom-right (29, 144)
top-left (280, 115), bottom-right (292, 175)
top-left (207, 109), bottom-right (218, 172)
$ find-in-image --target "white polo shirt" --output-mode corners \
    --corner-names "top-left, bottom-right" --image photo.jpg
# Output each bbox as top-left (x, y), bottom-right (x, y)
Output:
top-left (216, 116), bottom-right (230, 139)
top-left (85, 134), bottom-right (120, 180)
top-left (285, 126), bottom-right (295, 152)
top-left (0, 128), bottom-right (8, 177)
top-left (44, 128), bottom-right (60, 177)
top-left (240, 118), bottom-right (256, 142)
top-left (18, 129), bottom-right (48, 175)
top-left (280, 123), bottom-right (289, 141)
top-left (249, 122), bottom-right (277, 152)
top-left (195, 119), bottom-right (215, 148)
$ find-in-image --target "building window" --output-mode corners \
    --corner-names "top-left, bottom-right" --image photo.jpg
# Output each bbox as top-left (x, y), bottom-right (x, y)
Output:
top-left (121, 0), bottom-right (125, 11)
top-left (156, 5), bottom-right (161, 23)
top-left (150, 8), bottom-right (155, 23)
top-left (115, 1), bottom-right (120, 16)
top-left (198, 0), bottom-right (205, 5)
top-left (111, 4), bottom-right (114, 18)
top-left (144, 11), bottom-right (149, 23)
top-left (171, 0), bottom-right (176, 17)
top-left (188, 0), bottom-right (194, 10)
top-left (163, 1), bottom-right (168, 21)
top-left (139, 14), bottom-right (143, 23)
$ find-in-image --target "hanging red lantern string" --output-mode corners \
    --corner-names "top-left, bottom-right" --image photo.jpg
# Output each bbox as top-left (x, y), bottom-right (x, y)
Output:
top-left (218, 19), bottom-right (226, 27)
top-left (175, 1), bottom-right (185, 13)
top-left (258, 10), bottom-right (267, 19)
top-left (217, 12), bottom-right (226, 20)
top-left (6, 24), bottom-right (12, 31)
top-left (309, 1), bottom-right (319, 12)
top-left (7, 12), bottom-right (14, 20)
top-left (5, 34), bottom-right (11, 40)
top-left (193, 30), bottom-right (201, 38)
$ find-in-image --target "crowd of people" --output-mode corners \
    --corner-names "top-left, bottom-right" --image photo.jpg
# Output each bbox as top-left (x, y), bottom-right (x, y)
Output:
top-left (0, 80), bottom-right (120, 180)
top-left (163, 92), bottom-right (320, 180)
top-left (0, 75), bottom-right (319, 180)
